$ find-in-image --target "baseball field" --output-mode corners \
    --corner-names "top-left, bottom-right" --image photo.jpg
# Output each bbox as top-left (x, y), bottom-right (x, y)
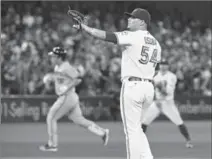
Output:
top-left (0, 121), bottom-right (211, 159)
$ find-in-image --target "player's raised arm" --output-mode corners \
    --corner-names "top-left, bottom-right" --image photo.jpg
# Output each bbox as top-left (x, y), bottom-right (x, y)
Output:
top-left (80, 24), bottom-right (133, 45)
top-left (67, 8), bottom-right (151, 45)
top-left (67, 8), bottom-right (117, 43)
top-left (80, 24), bottom-right (117, 44)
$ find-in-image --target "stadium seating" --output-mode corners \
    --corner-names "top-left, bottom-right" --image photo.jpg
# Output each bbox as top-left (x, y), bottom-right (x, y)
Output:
top-left (1, 2), bottom-right (211, 96)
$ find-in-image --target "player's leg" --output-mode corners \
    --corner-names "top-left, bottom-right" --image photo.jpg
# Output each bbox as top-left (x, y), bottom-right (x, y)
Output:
top-left (49, 93), bottom-right (78, 148)
top-left (178, 124), bottom-right (193, 148)
top-left (161, 100), bottom-right (193, 147)
top-left (121, 81), bottom-right (154, 159)
top-left (68, 93), bottom-right (109, 145)
top-left (141, 101), bottom-right (160, 133)
top-left (40, 95), bottom-right (68, 151)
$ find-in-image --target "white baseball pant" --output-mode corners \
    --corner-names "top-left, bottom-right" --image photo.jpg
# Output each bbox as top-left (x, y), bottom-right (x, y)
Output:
top-left (142, 99), bottom-right (183, 125)
top-left (47, 91), bottom-right (106, 147)
top-left (120, 79), bottom-right (154, 159)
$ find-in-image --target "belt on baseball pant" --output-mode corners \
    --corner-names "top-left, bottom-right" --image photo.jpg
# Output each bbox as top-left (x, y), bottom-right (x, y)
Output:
top-left (128, 76), bottom-right (153, 83)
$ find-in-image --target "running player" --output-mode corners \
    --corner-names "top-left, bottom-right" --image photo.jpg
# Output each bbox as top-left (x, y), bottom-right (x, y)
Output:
top-left (142, 59), bottom-right (193, 148)
top-left (72, 8), bottom-right (161, 159)
top-left (39, 47), bottom-right (109, 152)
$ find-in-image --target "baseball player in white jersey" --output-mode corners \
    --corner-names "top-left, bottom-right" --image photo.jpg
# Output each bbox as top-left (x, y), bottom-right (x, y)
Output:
top-left (39, 47), bottom-right (109, 152)
top-left (142, 59), bottom-right (193, 148)
top-left (72, 8), bottom-right (161, 159)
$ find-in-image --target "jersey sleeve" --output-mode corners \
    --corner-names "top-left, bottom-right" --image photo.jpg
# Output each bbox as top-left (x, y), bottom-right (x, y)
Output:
top-left (66, 65), bottom-right (79, 79)
top-left (114, 31), bottom-right (134, 45)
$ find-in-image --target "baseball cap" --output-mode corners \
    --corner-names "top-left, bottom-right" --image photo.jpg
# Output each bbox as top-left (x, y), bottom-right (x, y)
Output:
top-left (124, 8), bottom-right (151, 27)
top-left (48, 47), bottom-right (67, 56)
top-left (160, 59), bottom-right (169, 65)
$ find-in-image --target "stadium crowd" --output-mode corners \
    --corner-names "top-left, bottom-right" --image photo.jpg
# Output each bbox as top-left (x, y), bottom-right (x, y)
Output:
top-left (1, 2), bottom-right (211, 96)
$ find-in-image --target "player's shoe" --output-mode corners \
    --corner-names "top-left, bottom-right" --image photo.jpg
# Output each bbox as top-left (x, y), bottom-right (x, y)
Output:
top-left (102, 129), bottom-right (109, 146)
top-left (39, 144), bottom-right (58, 152)
top-left (186, 141), bottom-right (194, 148)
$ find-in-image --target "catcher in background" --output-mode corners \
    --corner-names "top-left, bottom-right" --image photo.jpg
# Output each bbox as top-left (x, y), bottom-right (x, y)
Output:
top-left (141, 59), bottom-right (193, 148)
top-left (39, 47), bottom-right (109, 152)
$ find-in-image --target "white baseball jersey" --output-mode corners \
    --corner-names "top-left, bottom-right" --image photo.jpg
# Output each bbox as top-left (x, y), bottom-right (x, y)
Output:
top-left (115, 30), bottom-right (161, 80)
top-left (154, 71), bottom-right (177, 100)
top-left (116, 30), bottom-right (161, 159)
top-left (54, 61), bottom-right (79, 95)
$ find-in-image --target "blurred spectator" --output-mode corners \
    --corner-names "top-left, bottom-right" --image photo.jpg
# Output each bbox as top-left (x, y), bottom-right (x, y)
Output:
top-left (27, 73), bottom-right (43, 94)
top-left (1, 2), bottom-right (211, 97)
top-left (23, 11), bottom-right (35, 28)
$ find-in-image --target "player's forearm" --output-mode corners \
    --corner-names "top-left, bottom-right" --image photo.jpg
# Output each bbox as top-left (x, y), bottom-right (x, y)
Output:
top-left (81, 24), bottom-right (117, 43)
top-left (43, 72), bottom-right (66, 84)
top-left (81, 24), bottom-right (106, 39)
top-left (60, 79), bottom-right (81, 96)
